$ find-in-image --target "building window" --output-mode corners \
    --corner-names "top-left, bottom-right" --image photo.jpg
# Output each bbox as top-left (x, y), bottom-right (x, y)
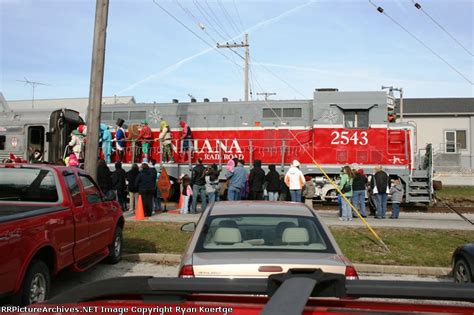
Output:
top-left (344, 110), bottom-right (368, 128)
top-left (130, 111), bottom-right (146, 121)
top-left (445, 130), bottom-right (467, 153)
top-left (283, 108), bottom-right (302, 118)
top-left (263, 108), bottom-right (282, 118)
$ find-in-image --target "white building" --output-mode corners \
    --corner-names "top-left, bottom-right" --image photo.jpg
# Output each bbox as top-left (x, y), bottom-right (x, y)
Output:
top-left (396, 98), bottom-right (474, 173)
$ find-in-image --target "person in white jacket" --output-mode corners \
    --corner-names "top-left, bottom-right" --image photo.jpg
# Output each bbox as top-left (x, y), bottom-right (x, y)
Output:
top-left (68, 129), bottom-right (83, 160)
top-left (284, 160), bottom-right (305, 202)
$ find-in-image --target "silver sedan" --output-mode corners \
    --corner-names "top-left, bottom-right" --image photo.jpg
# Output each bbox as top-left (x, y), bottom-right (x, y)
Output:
top-left (179, 201), bottom-right (358, 279)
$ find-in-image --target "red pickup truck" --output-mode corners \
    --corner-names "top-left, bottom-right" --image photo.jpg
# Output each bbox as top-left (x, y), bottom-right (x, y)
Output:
top-left (0, 164), bottom-right (124, 306)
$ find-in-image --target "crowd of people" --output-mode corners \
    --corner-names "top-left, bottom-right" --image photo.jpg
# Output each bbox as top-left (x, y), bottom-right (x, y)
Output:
top-left (338, 165), bottom-right (404, 221)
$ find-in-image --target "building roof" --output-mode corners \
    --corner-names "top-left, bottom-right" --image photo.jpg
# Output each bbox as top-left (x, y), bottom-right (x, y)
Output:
top-left (395, 98), bottom-right (474, 115)
top-left (6, 96), bottom-right (136, 115)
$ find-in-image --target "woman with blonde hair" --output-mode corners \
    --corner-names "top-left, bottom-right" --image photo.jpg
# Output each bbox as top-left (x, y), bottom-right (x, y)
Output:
top-left (339, 165), bottom-right (354, 221)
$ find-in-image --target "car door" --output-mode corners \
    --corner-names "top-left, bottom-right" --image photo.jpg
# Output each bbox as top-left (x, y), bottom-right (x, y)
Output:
top-left (64, 171), bottom-right (91, 262)
top-left (78, 174), bottom-right (111, 254)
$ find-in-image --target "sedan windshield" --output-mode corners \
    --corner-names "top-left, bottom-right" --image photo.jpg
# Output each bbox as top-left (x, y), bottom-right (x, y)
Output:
top-left (196, 215), bottom-right (334, 253)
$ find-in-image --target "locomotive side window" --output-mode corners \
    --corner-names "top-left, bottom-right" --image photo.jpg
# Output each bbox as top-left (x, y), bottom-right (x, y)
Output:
top-left (0, 135), bottom-right (5, 150)
top-left (263, 108), bottom-right (282, 118)
top-left (283, 108), bottom-right (302, 118)
top-left (343, 110), bottom-right (368, 128)
top-left (113, 111), bottom-right (129, 121)
top-left (101, 112), bottom-right (113, 121)
top-left (130, 111), bottom-right (146, 121)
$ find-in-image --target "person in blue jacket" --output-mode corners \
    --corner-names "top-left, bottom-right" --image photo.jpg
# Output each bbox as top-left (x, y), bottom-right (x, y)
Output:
top-left (101, 123), bottom-right (112, 163)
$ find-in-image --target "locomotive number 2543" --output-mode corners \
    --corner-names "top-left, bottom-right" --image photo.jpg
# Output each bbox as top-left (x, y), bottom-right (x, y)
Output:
top-left (330, 131), bottom-right (368, 145)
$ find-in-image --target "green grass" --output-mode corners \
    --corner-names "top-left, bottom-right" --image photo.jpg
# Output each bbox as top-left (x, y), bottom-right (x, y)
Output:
top-left (436, 186), bottom-right (474, 202)
top-left (330, 227), bottom-right (471, 267)
top-left (123, 221), bottom-right (191, 254)
top-left (123, 222), bottom-right (472, 267)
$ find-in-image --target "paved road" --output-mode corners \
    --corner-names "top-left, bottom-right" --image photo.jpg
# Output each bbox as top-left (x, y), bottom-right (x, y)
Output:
top-left (125, 206), bottom-right (474, 230)
top-left (50, 261), bottom-right (451, 301)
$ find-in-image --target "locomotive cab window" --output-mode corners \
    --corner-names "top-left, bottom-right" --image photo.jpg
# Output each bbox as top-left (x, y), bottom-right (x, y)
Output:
top-left (344, 110), bottom-right (368, 128)
top-left (0, 135), bottom-right (5, 150)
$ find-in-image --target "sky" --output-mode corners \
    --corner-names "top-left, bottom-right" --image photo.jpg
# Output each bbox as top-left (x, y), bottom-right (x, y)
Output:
top-left (1, 0), bottom-right (473, 103)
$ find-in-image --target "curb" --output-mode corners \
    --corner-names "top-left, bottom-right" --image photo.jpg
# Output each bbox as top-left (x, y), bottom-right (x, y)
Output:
top-left (122, 253), bottom-right (451, 277)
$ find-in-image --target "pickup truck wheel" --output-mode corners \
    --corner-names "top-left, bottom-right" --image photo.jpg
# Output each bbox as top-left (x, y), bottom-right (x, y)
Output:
top-left (17, 260), bottom-right (50, 305)
top-left (107, 226), bottom-right (122, 264)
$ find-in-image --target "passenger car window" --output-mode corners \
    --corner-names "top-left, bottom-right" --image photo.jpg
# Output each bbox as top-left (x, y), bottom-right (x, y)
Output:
top-left (79, 175), bottom-right (102, 204)
top-left (197, 215), bottom-right (330, 252)
top-left (64, 173), bottom-right (82, 207)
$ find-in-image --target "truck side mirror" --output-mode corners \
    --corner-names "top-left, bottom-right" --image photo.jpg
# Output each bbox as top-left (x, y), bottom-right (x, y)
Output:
top-left (181, 222), bottom-right (196, 232)
top-left (104, 190), bottom-right (116, 201)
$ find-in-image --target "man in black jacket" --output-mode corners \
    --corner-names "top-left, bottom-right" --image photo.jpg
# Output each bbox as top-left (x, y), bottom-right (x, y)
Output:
top-left (265, 165), bottom-right (281, 201)
top-left (371, 166), bottom-right (389, 219)
top-left (97, 159), bottom-right (112, 194)
top-left (111, 162), bottom-right (127, 211)
top-left (135, 163), bottom-right (157, 216)
top-left (191, 158), bottom-right (207, 213)
top-left (248, 160), bottom-right (265, 200)
top-left (126, 163), bottom-right (140, 213)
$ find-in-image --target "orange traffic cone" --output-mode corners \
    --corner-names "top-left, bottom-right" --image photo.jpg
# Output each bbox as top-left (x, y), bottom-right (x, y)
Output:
top-left (168, 193), bottom-right (183, 215)
top-left (135, 195), bottom-right (147, 220)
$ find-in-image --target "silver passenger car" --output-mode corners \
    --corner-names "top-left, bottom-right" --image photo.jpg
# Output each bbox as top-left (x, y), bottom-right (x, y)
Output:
top-left (179, 201), bottom-right (358, 279)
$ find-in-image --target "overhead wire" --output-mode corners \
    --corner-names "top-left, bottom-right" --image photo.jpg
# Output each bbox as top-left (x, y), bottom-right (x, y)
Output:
top-left (232, 0), bottom-right (246, 32)
top-left (410, 0), bottom-right (473, 57)
top-left (151, 0), bottom-right (243, 71)
top-left (192, 0), bottom-right (229, 42)
top-left (174, 0), bottom-right (244, 81)
top-left (203, 0), bottom-right (234, 40)
top-left (217, 0), bottom-right (242, 37)
top-left (367, 0), bottom-right (473, 85)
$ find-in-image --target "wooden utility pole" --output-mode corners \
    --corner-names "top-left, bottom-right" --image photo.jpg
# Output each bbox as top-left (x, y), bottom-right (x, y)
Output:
top-left (217, 33), bottom-right (249, 101)
top-left (257, 92), bottom-right (276, 101)
top-left (85, 0), bottom-right (109, 181)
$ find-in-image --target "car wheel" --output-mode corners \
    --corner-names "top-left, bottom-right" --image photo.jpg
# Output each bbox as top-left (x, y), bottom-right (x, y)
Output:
top-left (16, 260), bottom-right (50, 305)
top-left (107, 226), bottom-right (123, 264)
top-left (454, 258), bottom-right (472, 283)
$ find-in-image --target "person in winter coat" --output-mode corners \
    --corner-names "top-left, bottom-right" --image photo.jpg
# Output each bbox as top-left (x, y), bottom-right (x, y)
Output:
top-left (180, 174), bottom-right (193, 214)
top-left (371, 165), bottom-right (390, 219)
top-left (191, 158), bottom-right (207, 213)
top-left (66, 153), bottom-right (79, 167)
top-left (352, 169), bottom-right (368, 218)
top-left (205, 164), bottom-right (220, 203)
top-left (302, 176), bottom-right (316, 208)
top-left (112, 162), bottom-right (127, 211)
top-left (284, 160), bottom-right (305, 202)
top-left (248, 160), bottom-right (265, 200)
top-left (265, 164), bottom-right (281, 201)
top-left (97, 159), bottom-right (112, 194)
top-left (157, 120), bottom-right (173, 163)
top-left (126, 164), bottom-right (140, 213)
top-left (226, 159), bottom-right (248, 201)
top-left (135, 163), bottom-right (157, 216)
top-left (68, 129), bottom-right (83, 160)
top-left (339, 165), bottom-right (354, 221)
top-left (390, 176), bottom-right (404, 219)
top-left (136, 120), bottom-right (153, 163)
top-left (100, 124), bottom-right (112, 164)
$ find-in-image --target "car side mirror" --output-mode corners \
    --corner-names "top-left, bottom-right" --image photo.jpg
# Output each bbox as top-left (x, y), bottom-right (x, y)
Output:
top-left (181, 222), bottom-right (196, 232)
top-left (104, 190), bottom-right (116, 201)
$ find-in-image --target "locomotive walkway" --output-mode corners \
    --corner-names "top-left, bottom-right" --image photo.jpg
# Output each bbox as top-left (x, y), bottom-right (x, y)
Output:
top-left (124, 204), bottom-right (474, 231)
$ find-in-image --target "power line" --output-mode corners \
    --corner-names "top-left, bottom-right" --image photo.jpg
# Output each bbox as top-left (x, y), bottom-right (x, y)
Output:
top-left (175, 0), bottom-right (243, 80)
top-left (203, 0), bottom-right (234, 40)
top-left (192, 0), bottom-right (228, 42)
top-left (410, 0), bottom-right (473, 57)
top-left (151, 0), bottom-right (242, 70)
top-left (232, 0), bottom-right (246, 33)
top-left (217, 0), bottom-right (241, 36)
top-left (367, 0), bottom-right (473, 85)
